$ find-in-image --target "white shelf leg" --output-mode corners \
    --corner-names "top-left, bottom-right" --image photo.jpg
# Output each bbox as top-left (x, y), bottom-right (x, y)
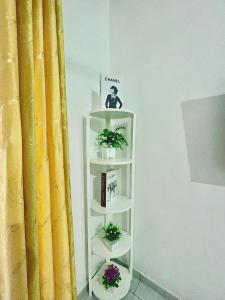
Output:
top-left (86, 117), bottom-right (92, 296)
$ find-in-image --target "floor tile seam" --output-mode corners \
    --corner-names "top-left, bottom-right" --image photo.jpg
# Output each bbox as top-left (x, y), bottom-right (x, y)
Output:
top-left (133, 279), bottom-right (141, 294)
top-left (134, 280), bottom-right (159, 300)
top-left (129, 291), bottom-right (135, 299)
top-left (132, 293), bottom-right (142, 300)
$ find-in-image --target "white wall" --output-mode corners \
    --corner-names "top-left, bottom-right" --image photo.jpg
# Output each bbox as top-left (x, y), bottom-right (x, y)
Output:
top-left (62, 0), bottom-right (110, 293)
top-left (63, 0), bottom-right (225, 298)
top-left (110, 1), bottom-right (225, 299)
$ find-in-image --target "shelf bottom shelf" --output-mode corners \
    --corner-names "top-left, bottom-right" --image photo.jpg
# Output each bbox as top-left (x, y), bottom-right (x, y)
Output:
top-left (92, 262), bottom-right (131, 300)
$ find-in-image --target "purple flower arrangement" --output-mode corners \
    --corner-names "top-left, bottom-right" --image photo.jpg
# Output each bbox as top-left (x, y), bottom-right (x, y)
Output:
top-left (102, 264), bottom-right (122, 289)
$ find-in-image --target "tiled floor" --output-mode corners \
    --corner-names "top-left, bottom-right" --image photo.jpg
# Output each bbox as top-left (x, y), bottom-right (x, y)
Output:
top-left (81, 277), bottom-right (167, 300)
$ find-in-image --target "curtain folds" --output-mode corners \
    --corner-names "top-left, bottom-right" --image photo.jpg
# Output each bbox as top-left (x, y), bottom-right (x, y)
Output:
top-left (55, 1), bottom-right (77, 297)
top-left (0, 1), bottom-right (28, 299)
top-left (0, 0), bottom-right (76, 299)
top-left (16, 1), bottom-right (40, 298)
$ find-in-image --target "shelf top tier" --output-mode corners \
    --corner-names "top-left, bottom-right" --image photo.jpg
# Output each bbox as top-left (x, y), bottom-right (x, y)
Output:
top-left (90, 109), bottom-right (134, 119)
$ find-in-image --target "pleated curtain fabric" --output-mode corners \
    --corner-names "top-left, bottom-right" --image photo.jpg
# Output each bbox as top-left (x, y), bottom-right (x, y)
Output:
top-left (0, 1), bottom-right (76, 299)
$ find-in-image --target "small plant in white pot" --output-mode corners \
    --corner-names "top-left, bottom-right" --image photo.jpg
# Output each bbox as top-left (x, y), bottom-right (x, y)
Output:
top-left (102, 222), bottom-right (122, 251)
top-left (96, 126), bottom-right (128, 159)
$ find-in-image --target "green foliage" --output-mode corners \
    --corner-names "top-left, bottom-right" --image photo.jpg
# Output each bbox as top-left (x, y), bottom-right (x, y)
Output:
top-left (96, 126), bottom-right (128, 150)
top-left (103, 222), bottom-right (122, 242)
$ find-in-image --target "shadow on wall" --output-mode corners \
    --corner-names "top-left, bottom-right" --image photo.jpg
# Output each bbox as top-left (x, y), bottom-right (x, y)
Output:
top-left (181, 94), bottom-right (225, 187)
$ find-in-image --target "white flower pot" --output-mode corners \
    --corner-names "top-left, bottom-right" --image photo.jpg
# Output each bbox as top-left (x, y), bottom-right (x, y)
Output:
top-left (101, 147), bottom-right (116, 159)
top-left (103, 239), bottom-right (119, 252)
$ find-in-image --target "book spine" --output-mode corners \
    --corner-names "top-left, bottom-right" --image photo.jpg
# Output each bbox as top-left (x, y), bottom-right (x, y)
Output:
top-left (101, 173), bottom-right (106, 207)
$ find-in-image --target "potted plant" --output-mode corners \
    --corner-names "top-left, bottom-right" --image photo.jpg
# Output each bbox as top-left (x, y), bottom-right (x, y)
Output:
top-left (96, 126), bottom-right (128, 159)
top-left (102, 222), bottom-right (122, 251)
top-left (102, 264), bottom-right (121, 290)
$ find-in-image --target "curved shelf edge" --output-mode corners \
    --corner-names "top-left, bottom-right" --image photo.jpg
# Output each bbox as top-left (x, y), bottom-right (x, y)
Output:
top-left (92, 231), bottom-right (131, 259)
top-left (90, 158), bottom-right (133, 165)
top-left (90, 109), bottom-right (134, 119)
top-left (92, 197), bottom-right (132, 214)
top-left (92, 261), bottom-right (131, 300)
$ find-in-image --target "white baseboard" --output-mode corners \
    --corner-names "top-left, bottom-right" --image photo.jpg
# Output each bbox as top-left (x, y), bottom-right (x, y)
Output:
top-left (133, 268), bottom-right (180, 300)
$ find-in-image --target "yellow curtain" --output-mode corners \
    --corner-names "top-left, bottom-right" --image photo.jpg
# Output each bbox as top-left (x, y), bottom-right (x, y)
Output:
top-left (0, 0), bottom-right (76, 299)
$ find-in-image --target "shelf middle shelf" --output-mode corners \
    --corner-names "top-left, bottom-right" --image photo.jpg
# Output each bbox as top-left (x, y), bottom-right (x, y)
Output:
top-left (92, 230), bottom-right (131, 259)
top-left (92, 196), bottom-right (132, 214)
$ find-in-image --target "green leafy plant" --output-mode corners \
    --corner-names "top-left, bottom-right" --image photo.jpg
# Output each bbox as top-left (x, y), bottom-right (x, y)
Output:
top-left (102, 264), bottom-right (121, 289)
top-left (103, 222), bottom-right (122, 242)
top-left (96, 126), bottom-right (128, 150)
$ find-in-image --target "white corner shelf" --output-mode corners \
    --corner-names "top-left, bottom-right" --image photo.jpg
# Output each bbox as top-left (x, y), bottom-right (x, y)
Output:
top-left (90, 158), bottom-right (132, 166)
top-left (86, 109), bottom-right (136, 299)
top-left (92, 231), bottom-right (131, 259)
top-left (92, 261), bottom-right (131, 300)
top-left (92, 196), bottom-right (132, 214)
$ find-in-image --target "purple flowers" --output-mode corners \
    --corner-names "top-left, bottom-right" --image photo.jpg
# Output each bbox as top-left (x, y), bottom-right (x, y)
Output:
top-left (102, 264), bottom-right (122, 289)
